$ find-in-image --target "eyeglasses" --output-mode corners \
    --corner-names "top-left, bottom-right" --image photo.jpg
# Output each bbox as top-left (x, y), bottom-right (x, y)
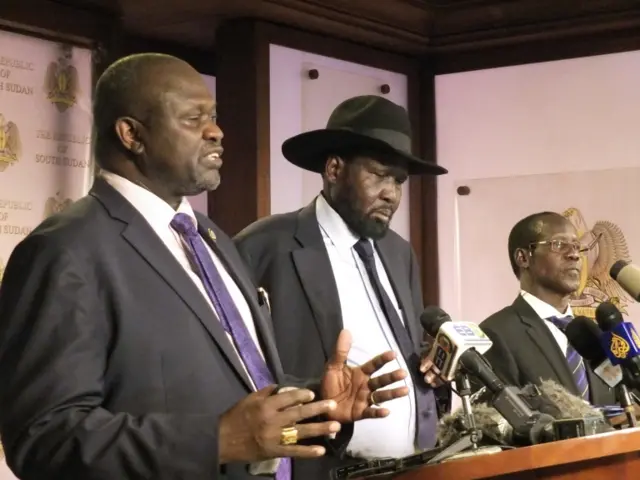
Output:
top-left (529, 233), bottom-right (602, 255)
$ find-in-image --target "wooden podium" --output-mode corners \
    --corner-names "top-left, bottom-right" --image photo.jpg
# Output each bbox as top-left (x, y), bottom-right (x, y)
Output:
top-left (392, 428), bottom-right (640, 479)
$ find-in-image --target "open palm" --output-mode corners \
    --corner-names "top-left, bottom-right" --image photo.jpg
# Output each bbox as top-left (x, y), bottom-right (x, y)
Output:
top-left (320, 330), bottom-right (409, 423)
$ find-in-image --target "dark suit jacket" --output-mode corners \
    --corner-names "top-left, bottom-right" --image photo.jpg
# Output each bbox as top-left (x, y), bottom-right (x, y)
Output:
top-left (234, 200), bottom-right (448, 479)
top-left (0, 179), bottom-right (349, 480)
top-left (478, 295), bottom-right (616, 405)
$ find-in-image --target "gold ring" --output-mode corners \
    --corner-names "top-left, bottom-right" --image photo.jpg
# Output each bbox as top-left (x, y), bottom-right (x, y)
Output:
top-left (370, 392), bottom-right (378, 406)
top-left (280, 426), bottom-right (298, 445)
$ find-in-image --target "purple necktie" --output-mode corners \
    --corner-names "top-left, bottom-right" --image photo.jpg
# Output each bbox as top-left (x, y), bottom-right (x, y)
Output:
top-left (171, 213), bottom-right (291, 480)
top-left (353, 238), bottom-right (437, 450)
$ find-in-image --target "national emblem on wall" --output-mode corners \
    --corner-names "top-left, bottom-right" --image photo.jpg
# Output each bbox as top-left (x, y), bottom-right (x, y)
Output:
top-left (0, 114), bottom-right (21, 172)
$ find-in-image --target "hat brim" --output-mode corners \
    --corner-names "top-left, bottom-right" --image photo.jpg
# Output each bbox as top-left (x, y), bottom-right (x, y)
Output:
top-left (281, 129), bottom-right (448, 176)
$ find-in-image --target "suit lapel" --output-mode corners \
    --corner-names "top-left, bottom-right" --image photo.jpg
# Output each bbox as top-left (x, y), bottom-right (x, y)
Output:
top-left (90, 179), bottom-right (254, 391)
top-left (197, 218), bottom-right (284, 382)
top-left (292, 202), bottom-right (343, 359)
top-left (375, 236), bottom-right (419, 348)
top-left (513, 296), bottom-right (579, 395)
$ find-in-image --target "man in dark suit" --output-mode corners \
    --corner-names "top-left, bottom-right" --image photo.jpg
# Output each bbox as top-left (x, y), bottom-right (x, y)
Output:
top-left (0, 55), bottom-right (410, 480)
top-left (479, 211), bottom-right (616, 405)
top-left (234, 96), bottom-right (449, 478)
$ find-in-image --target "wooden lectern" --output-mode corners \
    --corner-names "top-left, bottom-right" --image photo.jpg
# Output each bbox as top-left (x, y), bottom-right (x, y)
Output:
top-left (393, 428), bottom-right (640, 479)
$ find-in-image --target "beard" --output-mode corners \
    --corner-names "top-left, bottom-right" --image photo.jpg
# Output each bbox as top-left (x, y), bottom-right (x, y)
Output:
top-left (329, 188), bottom-right (392, 240)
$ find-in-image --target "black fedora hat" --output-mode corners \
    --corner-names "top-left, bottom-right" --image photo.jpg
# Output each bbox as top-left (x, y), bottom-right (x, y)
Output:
top-left (281, 95), bottom-right (447, 176)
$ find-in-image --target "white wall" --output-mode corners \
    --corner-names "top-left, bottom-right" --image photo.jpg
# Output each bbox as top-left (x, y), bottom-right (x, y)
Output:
top-left (436, 50), bottom-right (640, 323)
top-left (269, 44), bottom-right (411, 240)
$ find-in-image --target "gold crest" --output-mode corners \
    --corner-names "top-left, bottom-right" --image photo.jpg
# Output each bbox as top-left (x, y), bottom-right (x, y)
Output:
top-left (0, 113), bottom-right (22, 172)
top-left (43, 48), bottom-right (79, 112)
top-left (44, 192), bottom-right (73, 219)
top-left (563, 207), bottom-right (635, 319)
top-left (609, 332), bottom-right (630, 359)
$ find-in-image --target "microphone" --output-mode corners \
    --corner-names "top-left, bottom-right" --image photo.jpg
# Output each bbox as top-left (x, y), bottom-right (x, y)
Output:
top-left (595, 302), bottom-right (640, 385)
top-left (437, 380), bottom-right (612, 448)
top-left (330, 380), bottom-right (612, 479)
top-left (610, 260), bottom-right (640, 301)
top-left (420, 307), bottom-right (554, 445)
top-left (565, 316), bottom-right (623, 388)
top-left (420, 307), bottom-right (494, 383)
top-left (566, 313), bottom-right (637, 427)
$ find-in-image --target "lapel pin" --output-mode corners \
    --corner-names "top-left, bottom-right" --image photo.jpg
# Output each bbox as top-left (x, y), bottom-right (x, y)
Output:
top-left (257, 287), bottom-right (271, 312)
top-left (207, 228), bottom-right (216, 241)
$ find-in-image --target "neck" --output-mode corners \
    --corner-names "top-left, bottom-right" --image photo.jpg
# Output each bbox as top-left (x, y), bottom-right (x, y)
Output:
top-left (104, 163), bottom-right (182, 210)
top-left (134, 177), bottom-right (182, 210)
top-left (521, 280), bottom-right (571, 313)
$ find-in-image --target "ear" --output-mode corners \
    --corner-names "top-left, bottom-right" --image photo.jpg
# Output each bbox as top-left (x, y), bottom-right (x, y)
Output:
top-left (324, 155), bottom-right (346, 184)
top-left (514, 247), bottom-right (531, 271)
top-left (114, 117), bottom-right (145, 155)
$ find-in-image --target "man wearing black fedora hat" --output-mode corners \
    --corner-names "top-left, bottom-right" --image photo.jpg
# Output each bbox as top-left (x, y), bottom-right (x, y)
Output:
top-left (234, 95), bottom-right (449, 478)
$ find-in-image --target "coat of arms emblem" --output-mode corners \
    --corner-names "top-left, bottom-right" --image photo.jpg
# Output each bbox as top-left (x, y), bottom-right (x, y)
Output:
top-left (0, 114), bottom-right (21, 172)
top-left (44, 192), bottom-right (73, 219)
top-left (563, 207), bottom-right (635, 318)
top-left (43, 49), bottom-right (79, 112)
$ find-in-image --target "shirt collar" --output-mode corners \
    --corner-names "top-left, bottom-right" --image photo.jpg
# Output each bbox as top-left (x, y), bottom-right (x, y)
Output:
top-left (315, 194), bottom-right (360, 251)
top-left (520, 290), bottom-right (573, 320)
top-left (100, 171), bottom-right (197, 232)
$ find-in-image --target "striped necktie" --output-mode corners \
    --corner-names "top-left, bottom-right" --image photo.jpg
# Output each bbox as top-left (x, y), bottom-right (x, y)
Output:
top-left (547, 315), bottom-right (590, 401)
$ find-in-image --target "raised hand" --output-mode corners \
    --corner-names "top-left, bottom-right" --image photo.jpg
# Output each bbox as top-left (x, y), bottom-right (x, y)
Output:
top-left (320, 329), bottom-right (409, 423)
top-left (218, 385), bottom-right (341, 464)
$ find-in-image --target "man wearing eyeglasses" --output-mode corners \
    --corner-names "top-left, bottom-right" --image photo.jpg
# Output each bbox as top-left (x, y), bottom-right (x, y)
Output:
top-left (477, 211), bottom-right (616, 404)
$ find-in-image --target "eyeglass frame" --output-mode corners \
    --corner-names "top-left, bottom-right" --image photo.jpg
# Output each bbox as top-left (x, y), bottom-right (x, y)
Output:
top-left (528, 232), bottom-right (602, 255)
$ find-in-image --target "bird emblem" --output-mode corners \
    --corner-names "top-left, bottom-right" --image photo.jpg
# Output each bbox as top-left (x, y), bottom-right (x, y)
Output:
top-left (44, 192), bottom-right (73, 219)
top-left (43, 51), bottom-right (79, 112)
top-left (563, 207), bottom-right (635, 318)
top-left (0, 113), bottom-right (22, 172)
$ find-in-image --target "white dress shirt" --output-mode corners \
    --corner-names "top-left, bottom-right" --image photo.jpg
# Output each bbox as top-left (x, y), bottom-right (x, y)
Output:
top-left (520, 290), bottom-right (573, 354)
top-left (316, 194), bottom-right (416, 459)
top-left (101, 172), bottom-right (264, 388)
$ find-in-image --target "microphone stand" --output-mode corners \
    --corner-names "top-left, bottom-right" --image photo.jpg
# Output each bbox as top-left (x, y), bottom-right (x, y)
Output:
top-left (617, 383), bottom-right (637, 428)
top-left (427, 372), bottom-right (483, 464)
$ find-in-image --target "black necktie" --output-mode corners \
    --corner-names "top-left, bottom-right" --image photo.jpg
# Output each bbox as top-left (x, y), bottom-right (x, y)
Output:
top-left (353, 238), bottom-right (437, 449)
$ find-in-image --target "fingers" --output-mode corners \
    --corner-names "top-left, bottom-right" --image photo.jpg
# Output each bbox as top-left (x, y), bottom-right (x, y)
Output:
top-left (371, 386), bottom-right (409, 405)
top-left (267, 388), bottom-right (316, 410)
top-left (255, 384), bottom-right (279, 396)
top-left (368, 369), bottom-right (407, 391)
top-left (278, 399), bottom-right (338, 425)
top-left (359, 406), bottom-right (391, 420)
top-left (424, 371), bottom-right (444, 387)
top-left (419, 356), bottom-right (434, 373)
top-left (294, 420), bottom-right (341, 440)
top-left (327, 329), bottom-right (352, 367)
top-left (359, 350), bottom-right (397, 376)
top-left (275, 444), bottom-right (327, 459)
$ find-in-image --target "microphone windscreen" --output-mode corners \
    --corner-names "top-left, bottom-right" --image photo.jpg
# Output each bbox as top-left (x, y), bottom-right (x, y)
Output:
top-left (565, 316), bottom-right (606, 363)
top-left (596, 301), bottom-right (624, 331)
top-left (610, 260), bottom-right (629, 279)
top-left (437, 401), bottom-right (511, 447)
top-left (536, 380), bottom-right (605, 420)
top-left (437, 379), bottom-right (611, 449)
top-left (609, 261), bottom-right (640, 301)
top-left (420, 306), bottom-right (451, 337)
